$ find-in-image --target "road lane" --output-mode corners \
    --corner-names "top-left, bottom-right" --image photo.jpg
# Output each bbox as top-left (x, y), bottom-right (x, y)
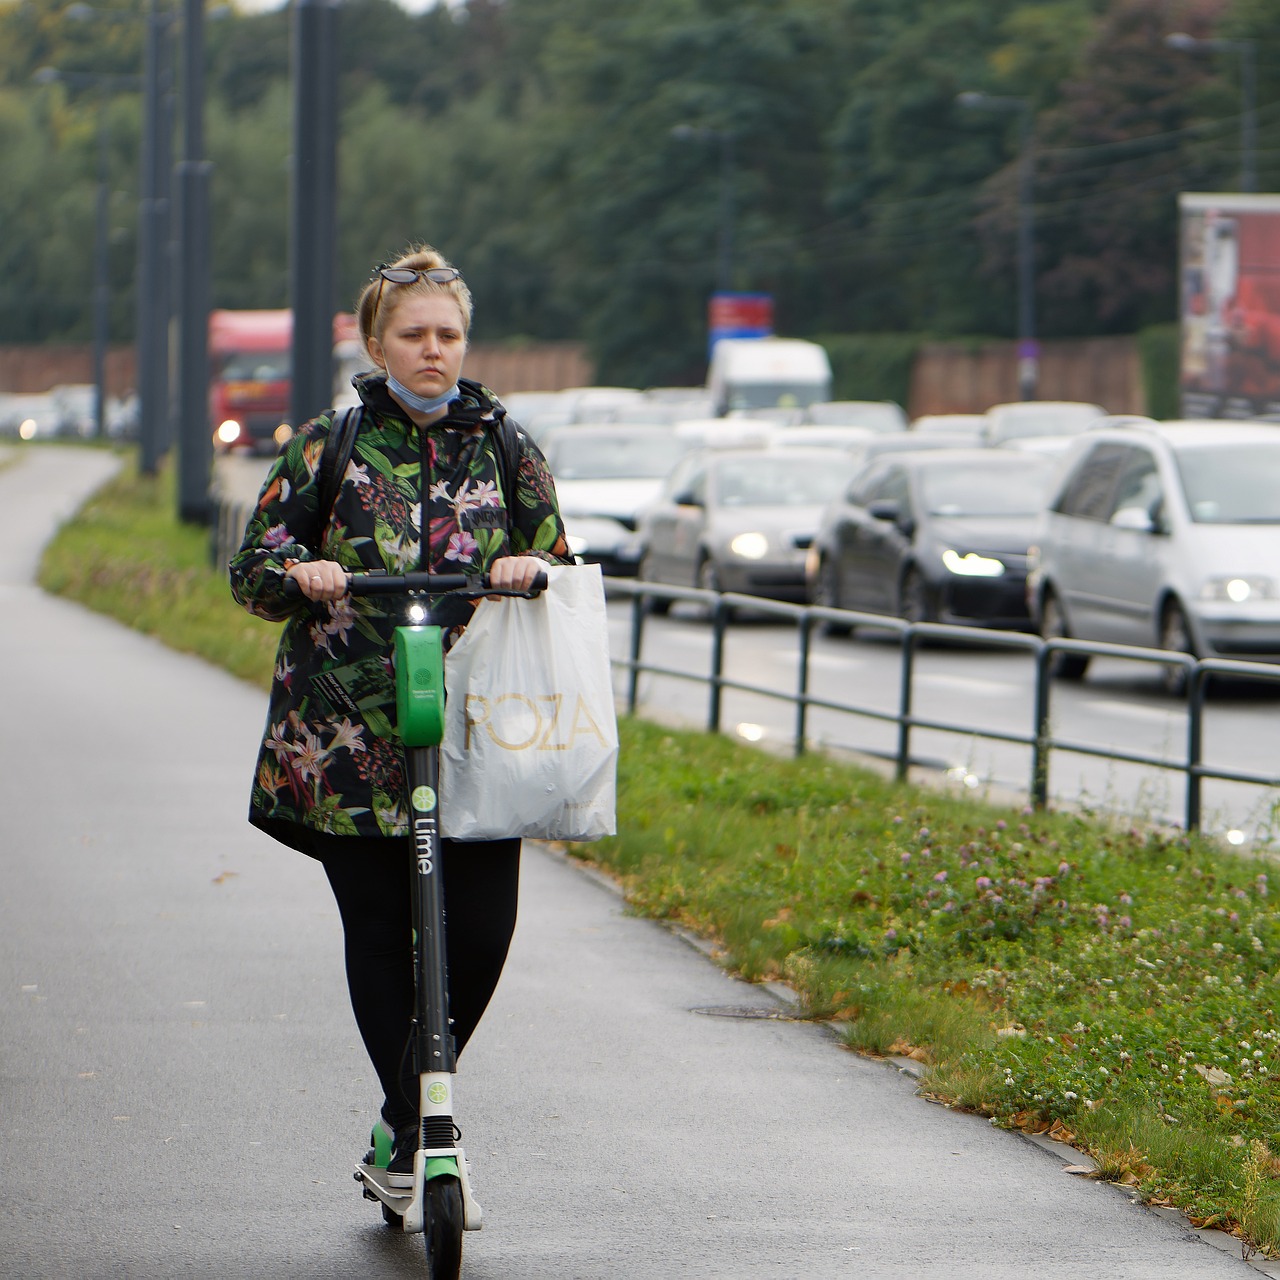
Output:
top-left (612, 607), bottom-right (1280, 842)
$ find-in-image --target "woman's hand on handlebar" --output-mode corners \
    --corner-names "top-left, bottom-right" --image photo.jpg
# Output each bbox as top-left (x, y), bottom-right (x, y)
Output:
top-left (286, 559), bottom-right (348, 603)
top-left (487, 555), bottom-right (547, 595)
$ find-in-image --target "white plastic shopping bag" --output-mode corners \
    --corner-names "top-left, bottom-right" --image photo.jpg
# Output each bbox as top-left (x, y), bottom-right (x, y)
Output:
top-left (439, 563), bottom-right (618, 841)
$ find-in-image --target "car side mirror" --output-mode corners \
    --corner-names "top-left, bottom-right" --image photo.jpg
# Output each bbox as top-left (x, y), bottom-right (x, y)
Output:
top-left (672, 489), bottom-right (702, 508)
top-left (1111, 507), bottom-right (1155, 533)
top-left (868, 498), bottom-right (915, 537)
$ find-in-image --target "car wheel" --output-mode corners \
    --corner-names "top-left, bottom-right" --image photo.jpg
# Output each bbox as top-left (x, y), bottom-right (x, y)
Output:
top-left (1040, 591), bottom-right (1089, 680)
top-left (1159, 599), bottom-right (1197, 697)
top-left (899, 566), bottom-right (936, 625)
top-left (638, 555), bottom-right (670, 616)
top-left (697, 555), bottom-right (733, 622)
top-left (814, 557), bottom-right (853, 637)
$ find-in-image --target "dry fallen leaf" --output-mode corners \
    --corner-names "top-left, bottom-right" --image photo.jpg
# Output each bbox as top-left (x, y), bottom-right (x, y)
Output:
top-left (1194, 1063), bottom-right (1232, 1088)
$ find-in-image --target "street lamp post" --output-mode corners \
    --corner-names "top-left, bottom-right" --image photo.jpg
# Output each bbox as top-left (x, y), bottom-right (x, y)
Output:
top-left (175, 0), bottom-right (213, 523)
top-left (136, 0), bottom-right (176, 476)
top-left (290, 0), bottom-right (340, 436)
top-left (958, 91), bottom-right (1038, 401)
top-left (33, 66), bottom-right (141, 440)
top-left (1166, 32), bottom-right (1258, 194)
top-left (671, 124), bottom-right (736, 294)
top-left (70, 0), bottom-right (220, 514)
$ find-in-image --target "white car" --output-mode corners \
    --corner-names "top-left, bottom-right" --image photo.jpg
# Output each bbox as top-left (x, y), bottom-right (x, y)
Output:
top-left (541, 425), bottom-right (691, 576)
top-left (1028, 419), bottom-right (1280, 692)
top-left (805, 400), bottom-right (907, 432)
top-left (984, 400), bottom-right (1105, 446)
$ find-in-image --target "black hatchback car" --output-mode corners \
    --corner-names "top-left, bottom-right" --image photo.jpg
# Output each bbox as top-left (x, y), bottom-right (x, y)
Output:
top-left (806, 448), bottom-right (1056, 630)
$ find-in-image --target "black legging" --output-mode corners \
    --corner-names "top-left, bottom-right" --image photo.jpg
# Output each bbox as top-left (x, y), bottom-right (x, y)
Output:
top-left (316, 834), bottom-right (521, 1130)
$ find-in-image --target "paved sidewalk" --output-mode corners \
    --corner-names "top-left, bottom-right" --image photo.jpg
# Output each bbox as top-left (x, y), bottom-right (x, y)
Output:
top-left (0, 446), bottom-right (1262, 1278)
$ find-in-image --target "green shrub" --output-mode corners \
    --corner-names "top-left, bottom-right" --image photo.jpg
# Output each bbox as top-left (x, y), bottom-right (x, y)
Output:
top-left (816, 332), bottom-right (925, 407)
top-left (1138, 323), bottom-right (1181, 421)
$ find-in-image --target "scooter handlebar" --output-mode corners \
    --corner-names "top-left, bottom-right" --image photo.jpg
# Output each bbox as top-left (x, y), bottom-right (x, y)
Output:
top-left (281, 568), bottom-right (549, 600)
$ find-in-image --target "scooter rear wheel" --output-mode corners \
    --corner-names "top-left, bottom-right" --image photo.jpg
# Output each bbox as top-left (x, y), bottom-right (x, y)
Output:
top-left (425, 1176), bottom-right (464, 1278)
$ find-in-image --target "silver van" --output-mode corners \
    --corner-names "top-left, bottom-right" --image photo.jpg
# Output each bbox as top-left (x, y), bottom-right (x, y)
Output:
top-left (1027, 420), bottom-right (1280, 692)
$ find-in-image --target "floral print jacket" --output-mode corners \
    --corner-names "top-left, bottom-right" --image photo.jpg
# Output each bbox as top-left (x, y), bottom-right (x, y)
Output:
top-left (229, 372), bottom-right (571, 853)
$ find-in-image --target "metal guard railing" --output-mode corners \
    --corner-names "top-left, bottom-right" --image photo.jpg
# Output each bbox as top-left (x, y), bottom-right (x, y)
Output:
top-left (606, 579), bottom-right (1280, 835)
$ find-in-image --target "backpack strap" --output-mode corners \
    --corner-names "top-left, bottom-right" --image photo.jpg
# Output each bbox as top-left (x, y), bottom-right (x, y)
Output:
top-left (315, 405), bottom-right (362, 545)
top-left (493, 411), bottom-right (524, 532)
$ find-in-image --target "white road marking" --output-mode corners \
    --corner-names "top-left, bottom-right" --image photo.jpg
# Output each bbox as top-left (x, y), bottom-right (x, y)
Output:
top-left (1082, 699), bottom-right (1182, 725)
top-left (914, 674), bottom-right (1021, 697)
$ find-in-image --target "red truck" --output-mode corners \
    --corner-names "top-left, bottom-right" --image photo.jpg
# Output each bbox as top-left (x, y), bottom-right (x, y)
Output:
top-left (209, 310), bottom-right (365, 453)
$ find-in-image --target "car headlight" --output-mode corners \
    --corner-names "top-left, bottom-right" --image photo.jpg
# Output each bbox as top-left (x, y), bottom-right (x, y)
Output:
top-left (941, 549), bottom-right (1005, 577)
top-left (729, 531), bottom-right (770, 560)
top-left (1200, 576), bottom-right (1279, 603)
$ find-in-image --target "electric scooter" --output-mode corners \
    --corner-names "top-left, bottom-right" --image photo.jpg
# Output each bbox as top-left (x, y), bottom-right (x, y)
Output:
top-left (287, 567), bottom-right (546, 1278)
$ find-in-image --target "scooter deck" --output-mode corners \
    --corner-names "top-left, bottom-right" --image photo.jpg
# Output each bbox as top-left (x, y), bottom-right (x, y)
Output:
top-left (355, 1148), bottom-right (483, 1233)
top-left (356, 1163), bottom-right (414, 1203)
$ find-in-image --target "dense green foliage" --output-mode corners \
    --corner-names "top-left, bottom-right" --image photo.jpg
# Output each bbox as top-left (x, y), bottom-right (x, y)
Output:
top-left (820, 332), bottom-right (925, 406)
top-left (1139, 321), bottom-right (1182, 419)
top-left (3, 0), bottom-right (1277, 385)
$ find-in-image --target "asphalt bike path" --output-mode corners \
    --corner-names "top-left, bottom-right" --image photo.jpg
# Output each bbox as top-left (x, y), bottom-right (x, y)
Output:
top-left (0, 446), bottom-right (1257, 1278)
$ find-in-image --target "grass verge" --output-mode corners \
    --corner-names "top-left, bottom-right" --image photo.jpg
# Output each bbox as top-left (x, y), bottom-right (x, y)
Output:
top-left (41, 450), bottom-right (1280, 1259)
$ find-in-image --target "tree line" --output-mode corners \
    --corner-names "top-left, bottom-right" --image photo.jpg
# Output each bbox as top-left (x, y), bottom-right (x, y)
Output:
top-left (1, 0), bottom-right (1275, 387)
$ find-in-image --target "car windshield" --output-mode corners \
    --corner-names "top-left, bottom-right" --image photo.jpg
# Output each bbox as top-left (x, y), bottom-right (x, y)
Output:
top-left (726, 382), bottom-right (829, 411)
top-left (807, 402), bottom-right (905, 431)
top-left (548, 432), bottom-right (688, 480)
top-left (989, 405), bottom-right (1100, 441)
top-left (1175, 442), bottom-right (1280, 523)
top-left (920, 461), bottom-right (1052, 517)
top-left (715, 456), bottom-right (853, 508)
top-left (222, 352), bottom-right (290, 381)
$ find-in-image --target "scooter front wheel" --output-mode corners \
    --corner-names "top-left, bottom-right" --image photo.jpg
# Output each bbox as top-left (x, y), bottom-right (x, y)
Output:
top-left (425, 1176), bottom-right (464, 1278)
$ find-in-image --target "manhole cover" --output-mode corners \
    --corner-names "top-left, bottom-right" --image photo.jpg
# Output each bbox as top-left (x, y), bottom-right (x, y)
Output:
top-left (689, 1004), bottom-right (794, 1020)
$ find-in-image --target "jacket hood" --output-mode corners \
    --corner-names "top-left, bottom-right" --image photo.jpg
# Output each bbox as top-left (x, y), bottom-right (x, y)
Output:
top-left (353, 370), bottom-right (506, 431)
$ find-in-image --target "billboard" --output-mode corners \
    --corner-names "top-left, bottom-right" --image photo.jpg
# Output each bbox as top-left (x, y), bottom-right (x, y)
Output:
top-left (1179, 193), bottom-right (1280, 420)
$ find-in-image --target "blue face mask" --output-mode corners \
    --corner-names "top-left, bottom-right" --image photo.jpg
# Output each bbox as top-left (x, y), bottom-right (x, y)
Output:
top-left (386, 371), bottom-right (460, 416)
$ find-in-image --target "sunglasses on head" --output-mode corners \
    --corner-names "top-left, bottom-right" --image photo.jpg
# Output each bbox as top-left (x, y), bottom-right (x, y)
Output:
top-left (371, 264), bottom-right (463, 330)
top-left (377, 265), bottom-right (462, 286)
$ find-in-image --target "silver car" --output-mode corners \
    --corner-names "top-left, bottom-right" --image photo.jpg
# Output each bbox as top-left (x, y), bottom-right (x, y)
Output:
top-left (638, 447), bottom-right (859, 611)
top-left (1027, 420), bottom-right (1280, 691)
top-left (540, 424), bottom-right (692, 576)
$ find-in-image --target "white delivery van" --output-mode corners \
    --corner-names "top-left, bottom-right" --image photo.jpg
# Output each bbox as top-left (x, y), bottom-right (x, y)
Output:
top-left (706, 337), bottom-right (833, 416)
